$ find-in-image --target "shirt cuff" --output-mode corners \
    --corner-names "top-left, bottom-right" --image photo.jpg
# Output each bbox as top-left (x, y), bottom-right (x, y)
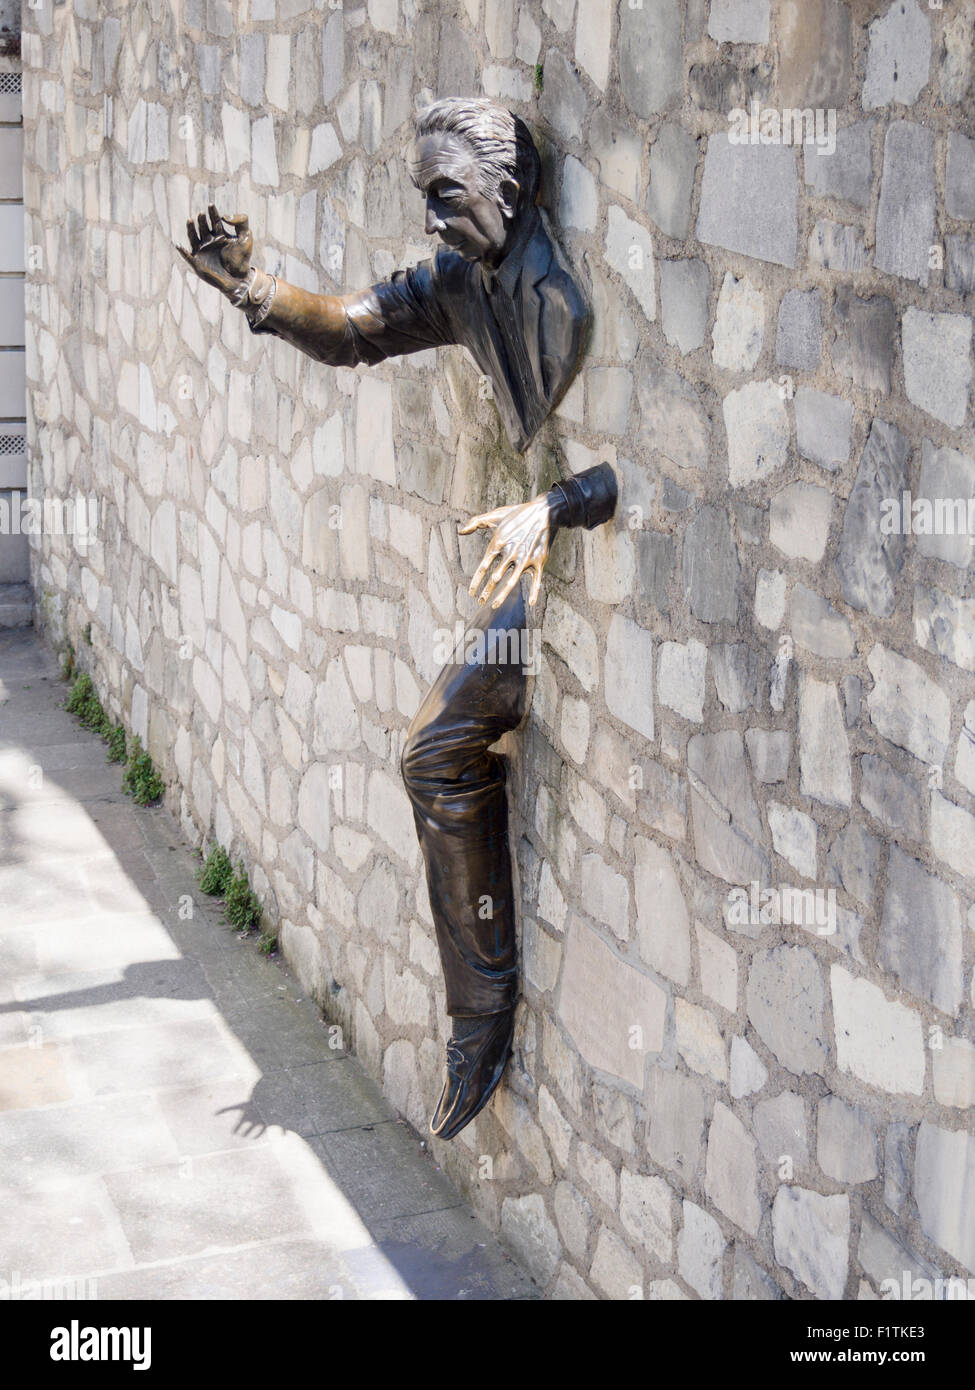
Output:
top-left (546, 462), bottom-right (618, 531)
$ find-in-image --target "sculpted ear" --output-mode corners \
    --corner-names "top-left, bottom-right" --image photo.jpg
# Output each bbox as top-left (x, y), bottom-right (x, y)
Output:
top-left (498, 177), bottom-right (520, 221)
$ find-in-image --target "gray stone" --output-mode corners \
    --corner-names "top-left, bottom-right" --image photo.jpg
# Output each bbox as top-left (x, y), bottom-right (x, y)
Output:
top-left (636, 364), bottom-right (710, 472)
top-left (688, 731), bottom-right (769, 886)
top-left (875, 122), bottom-right (936, 287)
top-left (826, 822), bottom-right (880, 911)
top-left (794, 387), bottom-right (852, 472)
top-left (708, 0), bottom-right (770, 43)
top-left (902, 308), bottom-right (972, 429)
top-left (947, 236), bottom-right (975, 294)
top-left (817, 1096), bottom-right (878, 1183)
top-left (712, 643), bottom-right (761, 713)
top-left (706, 1102), bottom-right (761, 1236)
top-left (791, 586), bottom-right (855, 660)
top-left (605, 205), bottom-right (657, 323)
top-left (636, 531), bottom-right (674, 614)
top-left (884, 1122), bottom-right (913, 1215)
top-left (802, 119), bottom-right (873, 209)
top-left (659, 259), bottom-right (709, 355)
top-left (831, 964), bottom-right (925, 1096)
top-left (712, 272), bottom-right (764, 372)
top-left (914, 1121), bottom-right (975, 1274)
top-left (619, 1172), bottom-right (672, 1265)
top-left (647, 1067), bottom-right (707, 1183)
top-left (657, 639), bottom-right (707, 722)
top-left (322, 9), bottom-right (344, 106)
top-left (647, 123), bottom-right (699, 240)
top-left (769, 482), bottom-right (833, 563)
top-left (914, 583), bottom-right (975, 673)
top-left (239, 33), bottom-right (265, 107)
top-left (913, 440), bottom-right (975, 569)
top-left (799, 677), bottom-right (851, 809)
top-left (858, 1212), bottom-right (939, 1293)
top-left (842, 675), bottom-right (862, 728)
top-left (859, 754), bottom-right (923, 841)
top-left (863, 0), bottom-right (933, 110)
top-left (730, 1036), bottom-right (768, 1099)
top-left (691, 55), bottom-right (774, 112)
top-left (835, 418), bottom-right (910, 618)
top-left (808, 221), bottom-right (868, 274)
top-left (879, 847), bottom-right (964, 1016)
top-left (772, 1187), bottom-right (850, 1300)
top-left (619, 0), bottom-right (683, 119)
top-left (946, 131), bottom-right (975, 220)
top-left (778, 0), bottom-right (853, 108)
top-left (500, 1193), bottom-right (560, 1288)
top-left (539, 51), bottom-right (587, 143)
top-left (723, 381), bottom-right (790, 488)
top-left (683, 505), bottom-right (740, 624)
top-left (636, 759), bottom-right (688, 843)
top-left (866, 644), bottom-right (951, 766)
top-left (747, 946), bottom-right (828, 1077)
top-left (745, 728), bottom-right (791, 783)
top-left (733, 1247), bottom-right (782, 1301)
top-left (697, 136), bottom-right (798, 269)
top-left (677, 1200), bottom-right (725, 1300)
top-left (754, 1091), bottom-right (809, 1169)
top-left (776, 289), bottom-right (822, 371)
top-left (831, 288), bottom-right (898, 394)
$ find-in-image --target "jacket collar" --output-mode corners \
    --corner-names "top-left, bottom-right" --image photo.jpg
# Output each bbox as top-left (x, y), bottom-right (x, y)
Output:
top-left (480, 205), bottom-right (545, 297)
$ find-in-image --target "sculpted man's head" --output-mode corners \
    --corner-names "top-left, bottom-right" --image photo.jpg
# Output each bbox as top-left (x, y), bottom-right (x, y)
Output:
top-left (408, 98), bottom-right (541, 268)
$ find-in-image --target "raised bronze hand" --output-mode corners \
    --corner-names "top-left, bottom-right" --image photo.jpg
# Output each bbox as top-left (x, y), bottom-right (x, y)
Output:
top-left (460, 493), bottom-right (554, 609)
top-left (176, 204), bottom-right (254, 298)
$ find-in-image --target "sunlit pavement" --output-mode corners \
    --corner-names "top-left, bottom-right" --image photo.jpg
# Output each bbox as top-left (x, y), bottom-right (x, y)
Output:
top-left (0, 627), bottom-right (535, 1301)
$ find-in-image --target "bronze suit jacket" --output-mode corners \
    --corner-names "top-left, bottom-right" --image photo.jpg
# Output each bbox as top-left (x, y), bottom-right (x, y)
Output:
top-left (250, 206), bottom-right (589, 453)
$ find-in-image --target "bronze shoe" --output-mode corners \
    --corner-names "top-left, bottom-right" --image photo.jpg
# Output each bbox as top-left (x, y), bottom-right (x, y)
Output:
top-left (430, 1009), bottom-right (516, 1140)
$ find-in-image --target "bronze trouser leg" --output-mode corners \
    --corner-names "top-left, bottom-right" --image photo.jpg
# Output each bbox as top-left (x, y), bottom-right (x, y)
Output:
top-left (401, 584), bottom-right (528, 1019)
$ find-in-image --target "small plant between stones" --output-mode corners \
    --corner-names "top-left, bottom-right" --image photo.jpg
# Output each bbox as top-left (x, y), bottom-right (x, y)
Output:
top-left (199, 844), bottom-right (234, 895)
top-left (199, 846), bottom-right (264, 937)
top-left (65, 671), bottom-right (127, 765)
top-left (121, 735), bottom-right (165, 806)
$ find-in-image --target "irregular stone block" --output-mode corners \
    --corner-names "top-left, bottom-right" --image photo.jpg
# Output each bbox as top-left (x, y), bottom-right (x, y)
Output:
top-left (657, 638), bottom-right (707, 722)
top-left (634, 837), bottom-right (690, 986)
top-left (826, 822), bottom-right (880, 911)
top-left (734, 1248), bottom-right (782, 1301)
top-left (831, 287), bottom-right (898, 394)
top-left (776, 289), bottom-right (821, 371)
top-left (688, 57), bottom-right (773, 111)
top-left (875, 122), bottom-right (936, 286)
top-left (768, 801), bottom-right (817, 878)
top-left (859, 754), bottom-right (923, 841)
top-left (913, 439), bottom-right (975, 569)
top-left (712, 271), bottom-right (764, 372)
top-left (946, 130), bottom-right (975, 220)
top-left (772, 1187), bottom-right (850, 1300)
top-left (659, 258), bottom-right (709, 355)
top-left (745, 728), bottom-right (791, 783)
top-left (802, 119), bottom-right (873, 208)
top-left (678, 1200), bottom-right (726, 1300)
top-left (637, 363), bottom-right (711, 471)
top-left (835, 418), bottom-right (909, 618)
top-left (770, 482), bottom-right (832, 563)
top-left (932, 1038), bottom-right (975, 1109)
top-left (790, 584), bottom-right (855, 659)
top-left (697, 136), bottom-right (799, 269)
top-left (799, 676), bottom-right (851, 809)
top-left (723, 381), bottom-right (789, 487)
top-left (619, 0), bottom-right (683, 119)
top-left (708, 0), bottom-right (770, 43)
top-left (712, 642), bottom-right (761, 712)
top-left (794, 387), bottom-right (852, 472)
top-left (902, 307), bottom-right (973, 429)
top-left (866, 644), bottom-right (951, 766)
top-left (647, 1067), bottom-right (707, 1183)
top-left (817, 1095), bottom-right (878, 1183)
top-left (604, 204), bottom-right (656, 323)
top-left (808, 221), bottom-right (868, 274)
top-left (683, 504), bottom-right (740, 623)
top-left (914, 1122), bottom-right (975, 1274)
top-left (501, 1194), bottom-right (560, 1288)
top-left (747, 945), bottom-right (828, 1076)
top-left (879, 847), bottom-right (964, 1016)
top-left (636, 530), bottom-right (674, 613)
top-left (914, 583), bottom-right (975, 672)
top-left (605, 612), bottom-right (654, 740)
top-left (646, 123), bottom-right (699, 240)
top-left (706, 1102), bottom-right (762, 1236)
top-left (930, 791), bottom-right (975, 881)
top-left (688, 730), bottom-right (770, 885)
top-left (558, 916), bottom-right (666, 1086)
top-left (778, 0), bottom-right (853, 107)
top-left (754, 1091), bottom-right (808, 1167)
top-left (676, 998), bottom-right (727, 1083)
top-left (863, 0), bottom-right (932, 110)
top-left (539, 50), bottom-right (586, 143)
top-left (946, 236), bottom-right (975, 294)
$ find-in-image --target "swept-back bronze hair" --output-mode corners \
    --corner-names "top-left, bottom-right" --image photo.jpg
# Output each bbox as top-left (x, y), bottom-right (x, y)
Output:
top-left (411, 97), bottom-right (541, 209)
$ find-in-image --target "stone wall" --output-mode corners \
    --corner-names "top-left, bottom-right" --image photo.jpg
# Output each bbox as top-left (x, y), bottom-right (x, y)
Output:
top-left (21, 0), bottom-right (975, 1299)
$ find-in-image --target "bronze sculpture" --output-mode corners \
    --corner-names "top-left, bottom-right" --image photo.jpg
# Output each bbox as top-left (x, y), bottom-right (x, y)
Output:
top-left (178, 98), bottom-right (617, 1138)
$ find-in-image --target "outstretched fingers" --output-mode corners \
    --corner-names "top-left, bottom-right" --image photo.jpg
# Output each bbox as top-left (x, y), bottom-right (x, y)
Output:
top-left (458, 506), bottom-right (507, 536)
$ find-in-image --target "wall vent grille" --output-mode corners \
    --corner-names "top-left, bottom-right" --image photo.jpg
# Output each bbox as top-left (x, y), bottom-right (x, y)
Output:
top-left (0, 73), bottom-right (21, 95)
top-left (0, 434), bottom-right (25, 455)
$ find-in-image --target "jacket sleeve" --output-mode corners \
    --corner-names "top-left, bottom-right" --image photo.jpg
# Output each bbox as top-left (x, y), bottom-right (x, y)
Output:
top-left (246, 256), bottom-right (457, 366)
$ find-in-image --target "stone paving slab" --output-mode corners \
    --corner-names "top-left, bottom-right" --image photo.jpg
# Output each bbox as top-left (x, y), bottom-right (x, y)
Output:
top-left (0, 627), bottom-right (535, 1301)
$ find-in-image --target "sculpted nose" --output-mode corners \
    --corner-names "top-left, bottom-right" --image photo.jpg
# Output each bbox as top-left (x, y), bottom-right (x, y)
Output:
top-left (425, 202), bottom-right (445, 236)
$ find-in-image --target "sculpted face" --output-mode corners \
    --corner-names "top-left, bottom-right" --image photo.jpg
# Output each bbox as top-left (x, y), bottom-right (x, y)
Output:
top-left (410, 133), bottom-right (519, 268)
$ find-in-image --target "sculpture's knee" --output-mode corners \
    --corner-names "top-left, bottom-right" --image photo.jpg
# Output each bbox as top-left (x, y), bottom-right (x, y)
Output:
top-left (400, 718), bottom-right (434, 807)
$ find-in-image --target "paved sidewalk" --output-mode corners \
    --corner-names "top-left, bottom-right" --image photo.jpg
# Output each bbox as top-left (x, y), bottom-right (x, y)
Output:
top-left (0, 627), bottom-right (535, 1300)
